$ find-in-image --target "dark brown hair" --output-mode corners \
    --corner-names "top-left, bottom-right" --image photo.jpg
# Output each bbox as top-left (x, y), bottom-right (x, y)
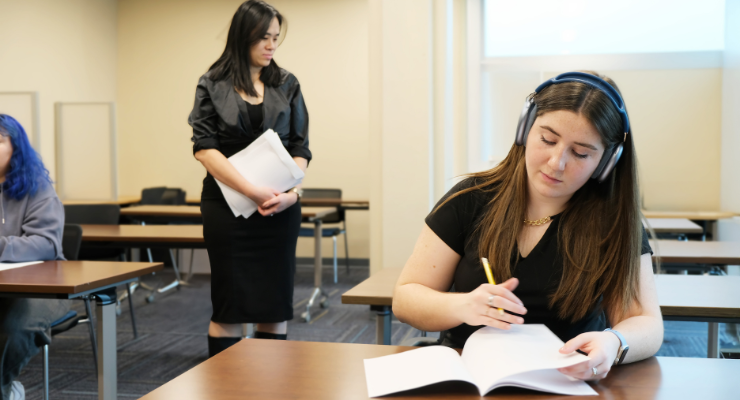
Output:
top-left (439, 72), bottom-right (642, 323)
top-left (209, 0), bottom-right (286, 96)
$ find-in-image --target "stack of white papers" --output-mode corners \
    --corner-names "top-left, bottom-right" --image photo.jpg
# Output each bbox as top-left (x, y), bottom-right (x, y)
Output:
top-left (215, 129), bottom-right (304, 218)
top-left (364, 325), bottom-right (597, 397)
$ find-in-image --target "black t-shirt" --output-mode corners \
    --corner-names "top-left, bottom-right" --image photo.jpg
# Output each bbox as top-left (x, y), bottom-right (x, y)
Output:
top-left (425, 178), bottom-right (653, 348)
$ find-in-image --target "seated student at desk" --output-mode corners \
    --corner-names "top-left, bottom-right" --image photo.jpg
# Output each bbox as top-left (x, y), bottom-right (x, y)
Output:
top-left (0, 114), bottom-right (67, 400)
top-left (393, 72), bottom-right (663, 381)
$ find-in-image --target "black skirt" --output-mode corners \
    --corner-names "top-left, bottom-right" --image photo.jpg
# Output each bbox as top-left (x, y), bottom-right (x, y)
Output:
top-left (201, 197), bottom-right (301, 323)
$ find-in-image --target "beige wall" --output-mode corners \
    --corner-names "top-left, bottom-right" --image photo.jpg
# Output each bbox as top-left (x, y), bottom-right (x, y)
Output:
top-left (116, 0), bottom-right (370, 261)
top-left (0, 0), bottom-right (117, 179)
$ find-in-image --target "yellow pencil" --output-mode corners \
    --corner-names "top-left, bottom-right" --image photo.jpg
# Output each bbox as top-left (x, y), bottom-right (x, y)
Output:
top-left (481, 257), bottom-right (504, 315)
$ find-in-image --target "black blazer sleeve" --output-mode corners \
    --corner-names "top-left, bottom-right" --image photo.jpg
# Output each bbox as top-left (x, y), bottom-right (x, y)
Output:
top-left (189, 76), bottom-right (220, 154)
top-left (286, 78), bottom-right (312, 162)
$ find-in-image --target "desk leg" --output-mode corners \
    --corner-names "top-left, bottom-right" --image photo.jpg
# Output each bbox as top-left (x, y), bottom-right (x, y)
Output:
top-left (96, 290), bottom-right (117, 400)
top-left (302, 220), bottom-right (328, 322)
top-left (708, 322), bottom-right (720, 358)
top-left (375, 306), bottom-right (391, 345)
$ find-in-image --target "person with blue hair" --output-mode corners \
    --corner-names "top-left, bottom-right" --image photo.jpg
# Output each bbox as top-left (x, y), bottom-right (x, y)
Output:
top-left (0, 114), bottom-right (68, 400)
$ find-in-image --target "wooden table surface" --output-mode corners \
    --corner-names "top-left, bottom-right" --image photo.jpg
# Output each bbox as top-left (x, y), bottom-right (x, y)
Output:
top-left (655, 275), bottom-right (740, 320)
top-left (119, 205), bottom-right (337, 219)
top-left (342, 267), bottom-right (401, 306)
top-left (642, 210), bottom-right (736, 220)
top-left (62, 196), bottom-right (141, 206)
top-left (139, 339), bottom-right (740, 400)
top-left (0, 260), bottom-right (163, 296)
top-left (80, 224), bottom-right (205, 244)
top-left (343, 268), bottom-right (740, 320)
top-left (644, 218), bottom-right (703, 234)
top-left (651, 239), bottom-right (740, 264)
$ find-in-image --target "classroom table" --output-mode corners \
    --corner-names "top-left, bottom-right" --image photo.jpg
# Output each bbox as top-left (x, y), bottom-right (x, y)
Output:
top-left (83, 206), bottom-right (338, 321)
top-left (138, 339), bottom-right (740, 400)
top-left (64, 196), bottom-right (370, 209)
top-left (650, 239), bottom-right (740, 265)
top-left (642, 210), bottom-right (736, 241)
top-left (62, 196), bottom-right (141, 206)
top-left (0, 260), bottom-right (163, 400)
top-left (643, 218), bottom-right (703, 235)
top-left (343, 266), bottom-right (740, 357)
top-left (656, 275), bottom-right (740, 358)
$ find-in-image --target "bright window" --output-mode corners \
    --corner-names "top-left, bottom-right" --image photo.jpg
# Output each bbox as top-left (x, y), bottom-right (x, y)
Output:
top-left (483, 0), bottom-right (726, 58)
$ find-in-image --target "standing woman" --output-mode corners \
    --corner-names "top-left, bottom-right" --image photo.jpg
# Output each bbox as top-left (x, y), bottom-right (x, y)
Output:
top-left (0, 114), bottom-right (67, 400)
top-left (189, 0), bottom-right (310, 357)
top-left (393, 72), bottom-right (663, 381)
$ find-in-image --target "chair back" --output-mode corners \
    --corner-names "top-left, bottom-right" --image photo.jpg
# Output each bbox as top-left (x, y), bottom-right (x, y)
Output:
top-left (62, 224), bottom-right (83, 261)
top-left (141, 187), bottom-right (186, 205)
top-left (64, 205), bottom-right (123, 260)
top-left (302, 188), bottom-right (343, 223)
top-left (141, 187), bottom-right (167, 204)
top-left (64, 204), bottom-right (121, 225)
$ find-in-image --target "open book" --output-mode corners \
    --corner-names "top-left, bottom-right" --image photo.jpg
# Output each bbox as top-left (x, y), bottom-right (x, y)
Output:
top-left (215, 129), bottom-right (304, 218)
top-left (364, 325), bottom-right (597, 397)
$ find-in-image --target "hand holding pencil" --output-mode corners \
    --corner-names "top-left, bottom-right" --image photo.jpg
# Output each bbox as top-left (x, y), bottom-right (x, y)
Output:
top-left (454, 257), bottom-right (527, 330)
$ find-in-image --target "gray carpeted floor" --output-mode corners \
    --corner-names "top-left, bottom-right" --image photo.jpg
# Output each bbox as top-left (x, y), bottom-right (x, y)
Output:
top-left (15, 264), bottom-right (739, 399)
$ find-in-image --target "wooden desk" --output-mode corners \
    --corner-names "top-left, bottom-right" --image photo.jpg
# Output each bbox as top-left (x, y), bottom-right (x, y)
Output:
top-left (300, 198), bottom-right (369, 210)
top-left (0, 260), bottom-right (163, 400)
top-left (642, 210), bottom-right (736, 220)
top-left (651, 239), bottom-right (740, 265)
top-left (343, 268), bottom-right (740, 359)
top-left (342, 267), bottom-right (399, 345)
top-left (62, 196), bottom-right (141, 206)
top-left (656, 275), bottom-right (740, 358)
top-left (644, 218), bottom-right (703, 235)
top-left (94, 206), bottom-right (339, 322)
top-left (139, 339), bottom-right (740, 400)
top-left (642, 211), bottom-right (736, 241)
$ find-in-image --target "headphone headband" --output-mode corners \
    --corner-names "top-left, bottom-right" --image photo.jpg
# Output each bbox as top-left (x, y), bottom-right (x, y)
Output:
top-left (535, 72), bottom-right (630, 135)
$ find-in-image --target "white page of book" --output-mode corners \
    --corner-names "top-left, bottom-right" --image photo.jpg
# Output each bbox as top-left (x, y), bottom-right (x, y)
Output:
top-left (364, 324), bottom-right (596, 397)
top-left (215, 130), bottom-right (304, 218)
top-left (0, 261), bottom-right (43, 272)
top-left (364, 346), bottom-right (474, 398)
top-left (461, 325), bottom-right (596, 395)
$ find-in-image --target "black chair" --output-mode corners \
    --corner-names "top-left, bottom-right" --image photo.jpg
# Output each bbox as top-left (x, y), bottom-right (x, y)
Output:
top-left (136, 187), bottom-right (190, 295)
top-left (44, 225), bottom-right (99, 399)
top-left (63, 208), bottom-right (139, 338)
top-left (298, 188), bottom-right (349, 283)
top-left (63, 205), bottom-right (124, 261)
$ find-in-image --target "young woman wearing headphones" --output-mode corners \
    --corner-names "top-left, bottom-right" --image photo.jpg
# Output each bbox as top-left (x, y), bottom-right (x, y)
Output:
top-left (392, 72), bottom-right (663, 381)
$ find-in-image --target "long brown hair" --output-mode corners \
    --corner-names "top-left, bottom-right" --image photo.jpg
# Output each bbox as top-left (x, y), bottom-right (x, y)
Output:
top-left (441, 72), bottom-right (642, 323)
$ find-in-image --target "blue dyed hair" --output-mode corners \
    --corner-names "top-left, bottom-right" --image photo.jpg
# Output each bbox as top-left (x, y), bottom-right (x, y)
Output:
top-left (0, 114), bottom-right (52, 200)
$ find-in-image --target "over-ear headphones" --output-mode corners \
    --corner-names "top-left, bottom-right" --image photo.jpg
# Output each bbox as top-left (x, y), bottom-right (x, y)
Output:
top-left (514, 72), bottom-right (630, 183)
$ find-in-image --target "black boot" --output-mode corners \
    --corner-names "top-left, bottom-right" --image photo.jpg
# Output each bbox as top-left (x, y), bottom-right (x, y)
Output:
top-left (254, 331), bottom-right (287, 340)
top-left (207, 335), bottom-right (241, 358)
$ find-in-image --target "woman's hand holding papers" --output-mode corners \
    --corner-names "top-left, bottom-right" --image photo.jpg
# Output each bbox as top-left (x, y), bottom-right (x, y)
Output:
top-left (258, 190), bottom-right (298, 216)
top-left (456, 279), bottom-right (527, 330)
top-left (248, 186), bottom-right (277, 207)
top-left (557, 331), bottom-right (621, 380)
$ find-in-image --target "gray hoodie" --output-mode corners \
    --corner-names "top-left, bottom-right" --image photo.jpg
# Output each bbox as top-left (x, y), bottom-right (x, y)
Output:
top-left (0, 180), bottom-right (65, 262)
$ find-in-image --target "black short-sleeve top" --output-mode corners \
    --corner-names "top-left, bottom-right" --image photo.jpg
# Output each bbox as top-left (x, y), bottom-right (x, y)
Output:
top-left (188, 69), bottom-right (311, 200)
top-left (425, 178), bottom-right (653, 348)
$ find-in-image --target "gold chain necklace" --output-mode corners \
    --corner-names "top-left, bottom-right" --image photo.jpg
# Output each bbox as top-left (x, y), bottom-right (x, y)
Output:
top-left (523, 216), bottom-right (551, 226)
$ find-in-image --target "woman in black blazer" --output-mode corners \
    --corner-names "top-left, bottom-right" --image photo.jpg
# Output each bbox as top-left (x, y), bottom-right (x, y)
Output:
top-left (188, 0), bottom-right (311, 357)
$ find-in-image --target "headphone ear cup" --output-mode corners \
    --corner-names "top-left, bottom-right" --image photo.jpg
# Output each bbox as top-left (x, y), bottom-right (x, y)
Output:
top-left (592, 143), bottom-right (624, 183)
top-left (515, 100), bottom-right (537, 146)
